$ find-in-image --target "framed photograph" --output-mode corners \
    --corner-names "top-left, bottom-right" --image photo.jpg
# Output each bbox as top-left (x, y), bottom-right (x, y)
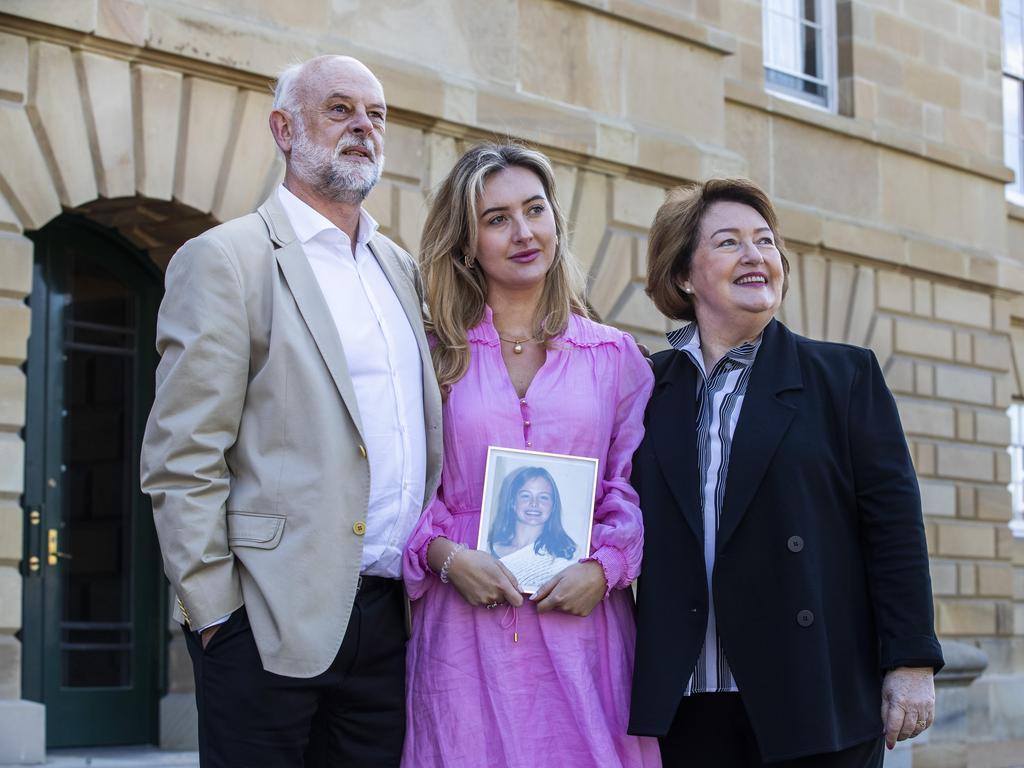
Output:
top-left (477, 446), bottom-right (600, 595)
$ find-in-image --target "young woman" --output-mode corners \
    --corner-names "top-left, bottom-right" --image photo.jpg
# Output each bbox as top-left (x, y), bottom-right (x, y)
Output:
top-left (402, 143), bottom-right (659, 767)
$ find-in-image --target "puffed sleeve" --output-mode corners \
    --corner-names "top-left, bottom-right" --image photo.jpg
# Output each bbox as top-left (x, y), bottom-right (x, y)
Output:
top-left (586, 336), bottom-right (655, 593)
top-left (403, 486), bottom-right (456, 600)
top-left (850, 349), bottom-right (944, 672)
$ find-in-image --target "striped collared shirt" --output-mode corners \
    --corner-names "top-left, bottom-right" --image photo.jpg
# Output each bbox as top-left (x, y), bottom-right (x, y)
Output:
top-left (667, 322), bottom-right (761, 695)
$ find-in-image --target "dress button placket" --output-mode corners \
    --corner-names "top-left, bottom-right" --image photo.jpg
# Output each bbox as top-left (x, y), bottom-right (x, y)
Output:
top-left (521, 398), bottom-right (532, 449)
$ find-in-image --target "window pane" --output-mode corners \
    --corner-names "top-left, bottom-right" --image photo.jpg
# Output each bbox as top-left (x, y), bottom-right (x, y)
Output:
top-left (803, 0), bottom-right (818, 25)
top-left (765, 10), bottom-right (801, 73)
top-left (765, 0), bottom-right (800, 17)
top-left (803, 22), bottom-right (822, 80)
top-left (1006, 12), bottom-right (1024, 77)
top-left (1005, 76), bottom-right (1022, 136)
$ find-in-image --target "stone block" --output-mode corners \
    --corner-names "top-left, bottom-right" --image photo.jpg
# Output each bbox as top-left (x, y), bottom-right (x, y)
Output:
top-left (475, 90), bottom-right (597, 156)
top-left (610, 178), bottom-right (664, 231)
top-left (620, 26), bottom-right (723, 142)
top-left (0, 105), bottom-right (61, 229)
top-left (0, 33), bottom-right (28, 103)
top-left (955, 408), bottom-right (974, 440)
top-left (933, 366), bottom-right (993, 405)
top-left (930, 561), bottom-right (957, 595)
top-left (878, 272), bottom-right (913, 313)
top-left (361, 181), bottom-right (393, 232)
top-left (874, 12), bottom-right (923, 56)
top-left (0, 367), bottom-right (25, 434)
top-left (894, 318), bottom-right (954, 360)
top-left (0, 299), bottom-right (29, 365)
top-left (569, 170), bottom-right (609, 274)
top-left (133, 64), bottom-right (183, 200)
top-left (958, 484), bottom-right (976, 519)
top-left (821, 218), bottom-right (904, 266)
top-left (517, 0), bottom-right (622, 115)
top-left (801, 254), bottom-right (828, 341)
top-left (935, 521), bottom-right (996, 558)
top-left (933, 283), bottom-right (992, 329)
top-left (977, 563), bottom-right (1014, 597)
top-left (920, 480), bottom-right (957, 517)
top-left (0, 234), bottom-right (32, 300)
top-left (212, 89), bottom-right (277, 222)
top-left (1, 0), bottom-right (96, 31)
top-left (397, 187), bottom-right (426, 259)
top-left (0, 634), bottom-right (20, 699)
top-left (973, 334), bottom-right (1011, 371)
top-left (595, 123), bottom-right (636, 167)
top-left (0, 566), bottom-right (21, 632)
top-left (885, 357), bottom-right (914, 394)
top-left (0, 503), bottom-right (20, 563)
top-left (380, 123), bottom-right (425, 184)
top-left (75, 52), bottom-right (135, 198)
top-left (915, 441), bottom-right (936, 475)
top-left (96, 0), bottom-right (148, 46)
top-left (0, 192), bottom-right (19, 234)
top-left (975, 410), bottom-right (1010, 445)
top-left (958, 563), bottom-right (976, 595)
top-left (903, 61), bottom-right (962, 110)
top-left (913, 278), bottom-right (933, 316)
top-left (997, 525), bottom-right (1014, 559)
top-left (936, 443), bottom-right (994, 482)
top-left (876, 89), bottom-right (923, 133)
top-left (27, 42), bottom-right (98, 207)
top-left (898, 400), bottom-right (956, 438)
top-left (954, 332), bottom-right (972, 363)
top-left (0, 699), bottom-right (44, 764)
top-left (773, 120), bottom-right (879, 221)
top-left (426, 134), bottom-right (458, 192)
top-left (589, 232), bottom-right (635, 319)
top-left (935, 598), bottom-right (997, 635)
top-left (159, 692), bottom-right (198, 750)
top-left (174, 77), bottom-right (238, 213)
top-left (913, 366), bottom-right (936, 400)
top-left (976, 484), bottom-right (1011, 522)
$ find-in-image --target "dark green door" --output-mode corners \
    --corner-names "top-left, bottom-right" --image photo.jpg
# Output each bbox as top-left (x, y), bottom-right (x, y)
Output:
top-left (22, 215), bottom-right (164, 747)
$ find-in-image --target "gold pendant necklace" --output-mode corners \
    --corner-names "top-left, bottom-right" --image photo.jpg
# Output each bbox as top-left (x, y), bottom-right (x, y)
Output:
top-left (497, 334), bottom-right (537, 354)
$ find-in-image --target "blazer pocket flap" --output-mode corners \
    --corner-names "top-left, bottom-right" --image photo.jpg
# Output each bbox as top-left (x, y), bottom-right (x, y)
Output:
top-left (227, 512), bottom-right (285, 549)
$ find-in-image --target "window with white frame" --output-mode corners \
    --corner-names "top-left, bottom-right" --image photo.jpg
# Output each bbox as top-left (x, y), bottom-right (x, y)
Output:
top-left (1003, 1), bottom-right (1024, 202)
top-left (1009, 404), bottom-right (1024, 538)
top-left (763, 0), bottom-right (838, 111)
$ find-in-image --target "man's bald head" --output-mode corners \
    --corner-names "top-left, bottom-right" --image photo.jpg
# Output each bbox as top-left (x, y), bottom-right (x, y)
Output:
top-left (273, 55), bottom-right (383, 121)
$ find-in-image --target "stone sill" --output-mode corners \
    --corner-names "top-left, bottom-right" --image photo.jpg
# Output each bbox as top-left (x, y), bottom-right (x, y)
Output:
top-left (777, 199), bottom-right (1024, 294)
top-left (726, 79), bottom-right (1014, 186)
top-left (1007, 200), bottom-right (1024, 224)
top-left (558, 0), bottom-right (736, 55)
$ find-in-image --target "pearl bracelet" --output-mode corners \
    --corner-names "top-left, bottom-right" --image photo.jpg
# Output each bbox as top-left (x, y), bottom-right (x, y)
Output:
top-left (438, 543), bottom-right (466, 584)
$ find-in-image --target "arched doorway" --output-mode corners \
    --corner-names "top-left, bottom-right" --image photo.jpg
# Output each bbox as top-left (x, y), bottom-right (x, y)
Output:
top-left (21, 214), bottom-right (164, 747)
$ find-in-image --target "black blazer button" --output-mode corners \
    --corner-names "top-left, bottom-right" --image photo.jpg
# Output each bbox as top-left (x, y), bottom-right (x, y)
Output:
top-left (796, 609), bottom-right (814, 627)
top-left (787, 536), bottom-right (804, 553)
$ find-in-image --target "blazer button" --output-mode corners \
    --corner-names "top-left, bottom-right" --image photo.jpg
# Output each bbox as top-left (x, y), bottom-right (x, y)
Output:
top-left (352, 521), bottom-right (367, 536)
top-left (796, 609), bottom-right (814, 627)
top-left (787, 536), bottom-right (804, 553)
top-left (357, 444), bottom-right (367, 459)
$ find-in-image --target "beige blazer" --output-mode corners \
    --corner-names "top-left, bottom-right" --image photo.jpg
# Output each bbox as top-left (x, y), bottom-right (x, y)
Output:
top-left (140, 193), bottom-right (443, 678)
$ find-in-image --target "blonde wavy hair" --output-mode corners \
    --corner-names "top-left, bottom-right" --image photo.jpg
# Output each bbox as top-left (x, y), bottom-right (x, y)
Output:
top-left (420, 142), bottom-right (590, 392)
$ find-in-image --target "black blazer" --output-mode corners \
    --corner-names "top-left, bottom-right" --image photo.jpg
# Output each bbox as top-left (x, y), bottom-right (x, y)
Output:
top-left (628, 319), bottom-right (943, 762)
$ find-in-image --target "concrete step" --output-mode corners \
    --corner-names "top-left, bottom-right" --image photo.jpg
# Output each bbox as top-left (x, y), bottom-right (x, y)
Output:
top-left (0, 748), bottom-right (199, 768)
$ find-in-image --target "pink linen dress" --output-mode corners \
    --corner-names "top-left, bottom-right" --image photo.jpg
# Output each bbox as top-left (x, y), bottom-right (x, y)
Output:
top-left (402, 308), bottom-right (660, 768)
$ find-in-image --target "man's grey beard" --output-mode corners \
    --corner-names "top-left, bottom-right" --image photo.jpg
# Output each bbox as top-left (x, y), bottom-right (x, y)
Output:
top-left (289, 129), bottom-right (384, 204)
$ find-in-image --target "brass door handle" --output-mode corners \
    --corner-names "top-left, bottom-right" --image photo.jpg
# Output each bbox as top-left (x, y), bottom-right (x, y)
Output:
top-left (47, 529), bottom-right (72, 566)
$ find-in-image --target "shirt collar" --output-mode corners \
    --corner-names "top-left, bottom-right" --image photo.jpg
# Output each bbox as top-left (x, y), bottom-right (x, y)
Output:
top-left (666, 322), bottom-right (762, 372)
top-left (276, 184), bottom-right (379, 248)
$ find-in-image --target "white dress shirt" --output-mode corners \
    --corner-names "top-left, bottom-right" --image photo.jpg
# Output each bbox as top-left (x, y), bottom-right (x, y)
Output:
top-left (278, 185), bottom-right (427, 578)
top-left (666, 322), bottom-right (761, 694)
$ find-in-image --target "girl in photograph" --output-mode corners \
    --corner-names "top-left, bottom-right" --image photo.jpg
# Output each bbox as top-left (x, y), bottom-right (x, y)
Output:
top-left (402, 142), bottom-right (659, 767)
top-left (488, 465), bottom-right (577, 590)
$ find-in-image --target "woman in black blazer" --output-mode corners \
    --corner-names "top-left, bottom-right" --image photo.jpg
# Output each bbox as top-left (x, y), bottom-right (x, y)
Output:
top-left (628, 178), bottom-right (944, 767)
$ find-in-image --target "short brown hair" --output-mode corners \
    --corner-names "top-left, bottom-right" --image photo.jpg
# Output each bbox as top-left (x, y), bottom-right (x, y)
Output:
top-left (645, 178), bottom-right (790, 321)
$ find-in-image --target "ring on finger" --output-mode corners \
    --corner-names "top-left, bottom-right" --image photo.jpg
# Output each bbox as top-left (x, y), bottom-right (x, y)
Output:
top-left (916, 719), bottom-right (929, 730)
top-left (486, 601), bottom-right (499, 609)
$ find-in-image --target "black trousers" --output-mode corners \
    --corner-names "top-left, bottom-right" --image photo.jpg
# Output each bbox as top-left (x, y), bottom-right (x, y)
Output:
top-left (183, 577), bottom-right (406, 768)
top-left (660, 693), bottom-right (884, 768)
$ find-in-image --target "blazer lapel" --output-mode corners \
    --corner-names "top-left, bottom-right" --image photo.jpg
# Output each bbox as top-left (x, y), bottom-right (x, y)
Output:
top-left (716, 319), bottom-right (802, 551)
top-left (649, 351), bottom-right (703, 541)
top-left (258, 197), bottom-right (366, 437)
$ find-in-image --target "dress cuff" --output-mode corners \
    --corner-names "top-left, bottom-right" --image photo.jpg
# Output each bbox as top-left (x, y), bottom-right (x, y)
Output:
top-left (584, 547), bottom-right (626, 597)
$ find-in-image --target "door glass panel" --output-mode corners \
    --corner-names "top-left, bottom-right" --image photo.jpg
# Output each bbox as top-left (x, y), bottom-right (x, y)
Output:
top-left (60, 249), bottom-right (137, 688)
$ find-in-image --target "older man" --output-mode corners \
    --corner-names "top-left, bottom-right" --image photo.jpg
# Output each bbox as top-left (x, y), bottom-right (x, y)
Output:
top-left (141, 55), bottom-right (442, 767)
